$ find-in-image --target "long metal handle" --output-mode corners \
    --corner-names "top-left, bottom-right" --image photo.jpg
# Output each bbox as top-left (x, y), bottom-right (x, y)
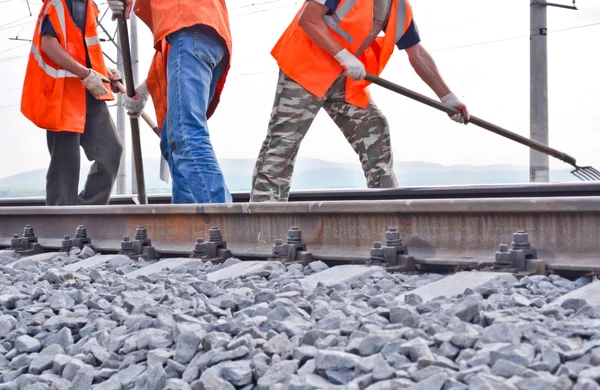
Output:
top-left (365, 73), bottom-right (577, 167)
top-left (116, 15), bottom-right (147, 204)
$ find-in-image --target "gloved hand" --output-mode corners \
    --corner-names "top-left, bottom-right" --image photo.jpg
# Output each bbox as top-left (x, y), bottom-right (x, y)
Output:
top-left (123, 80), bottom-right (149, 118)
top-left (441, 92), bottom-right (470, 124)
top-left (81, 69), bottom-right (110, 99)
top-left (107, 68), bottom-right (122, 93)
top-left (334, 48), bottom-right (366, 81)
top-left (108, 0), bottom-right (133, 20)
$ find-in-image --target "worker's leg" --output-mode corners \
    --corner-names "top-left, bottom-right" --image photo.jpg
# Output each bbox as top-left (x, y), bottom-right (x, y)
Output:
top-left (79, 92), bottom-right (123, 205)
top-left (160, 124), bottom-right (194, 203)
top-left (250, 70), bottom-right (322, 202)
top-left (45, 131), bottom-right (81, 206)
top-left (165, 24), bottom-right (231, 204)
top-left (323, 82), bottom-right (398, 188)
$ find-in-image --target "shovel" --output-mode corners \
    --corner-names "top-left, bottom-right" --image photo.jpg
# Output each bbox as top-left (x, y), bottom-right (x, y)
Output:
top-left (365, 73), bottom-right (600, 182)
top-left (113, 81), bottom-right (171, 184)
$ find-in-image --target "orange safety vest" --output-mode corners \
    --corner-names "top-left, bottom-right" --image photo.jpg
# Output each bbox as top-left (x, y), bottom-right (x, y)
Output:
top-left (21, 0), bottom-right (114, 133)
top-left (272, 0), bottom-right (413, 109)
top-left (134, 0), bottom-right (232, 132)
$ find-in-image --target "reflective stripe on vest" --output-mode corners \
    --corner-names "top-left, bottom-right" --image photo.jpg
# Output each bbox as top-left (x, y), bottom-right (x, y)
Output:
top-left (30, 45), bottom-right (78, 79)
top-left (323, 0), bottom-right (408, 48)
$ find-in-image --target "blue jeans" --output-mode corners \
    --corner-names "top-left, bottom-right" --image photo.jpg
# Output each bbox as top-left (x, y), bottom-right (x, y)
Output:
top-left (160, 25), bottom-right (232, 204)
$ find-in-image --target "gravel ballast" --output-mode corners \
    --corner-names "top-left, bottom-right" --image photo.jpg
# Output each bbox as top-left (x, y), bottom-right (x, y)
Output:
top-left (0, 249), bottom-right (599, 389)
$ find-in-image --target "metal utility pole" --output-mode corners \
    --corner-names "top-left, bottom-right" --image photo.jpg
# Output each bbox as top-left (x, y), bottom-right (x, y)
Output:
top-left (529, 0), bottom-right (577, 182)
top-left (130, 13), bottom-right (140, 195)
top-left (116, 33), bottom-right (127, 195)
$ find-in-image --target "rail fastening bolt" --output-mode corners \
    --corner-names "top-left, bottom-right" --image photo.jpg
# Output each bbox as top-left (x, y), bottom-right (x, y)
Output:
top-left (23, 225), bottom-right (34, 237)
top-left (135, 227), bottom-right (148, 241)
top-left (209, 227), bottom-right (223, 243)
top-left (76, 225), bottom-right (87, 238)
top-left (385, 227), bottom-right (402, 247)
top-left (287, 227), bottom-right (301, 244)
top-left (512, 230), bottom-right (531, 249)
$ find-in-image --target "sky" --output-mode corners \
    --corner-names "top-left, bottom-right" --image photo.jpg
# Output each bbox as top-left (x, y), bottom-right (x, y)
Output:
top-left (0, 0), bottom-right (599, 180)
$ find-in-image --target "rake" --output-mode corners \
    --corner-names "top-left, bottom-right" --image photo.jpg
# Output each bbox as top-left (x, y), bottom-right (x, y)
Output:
top-left (365, 73), bottom-right (600, 182)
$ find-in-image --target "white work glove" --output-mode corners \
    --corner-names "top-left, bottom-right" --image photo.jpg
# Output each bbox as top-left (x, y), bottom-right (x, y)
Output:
top-left (107, 68), bottom-right (122, 93)
top-left (81, 69), bottom-right (110, 99)
top-left (123, 80), bottom-right (149, 118)
top-left (441, 92), bottom-right (470, 124)
top-left (108, 0), bottom-right (133, 20)
top-left (334, 48), bottom-right (366, 81)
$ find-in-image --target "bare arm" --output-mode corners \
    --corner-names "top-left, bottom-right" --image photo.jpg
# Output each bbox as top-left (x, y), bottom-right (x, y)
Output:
top-left (298, 1), bottom-right (344, 56)
top-left (41, 35), bottom-right (90, 79)
top-left (406, 42), bottom-right (451, 99)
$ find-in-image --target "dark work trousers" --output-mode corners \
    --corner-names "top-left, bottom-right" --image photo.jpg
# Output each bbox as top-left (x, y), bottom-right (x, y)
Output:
top-left (45, 92), bottom-right (123, 206)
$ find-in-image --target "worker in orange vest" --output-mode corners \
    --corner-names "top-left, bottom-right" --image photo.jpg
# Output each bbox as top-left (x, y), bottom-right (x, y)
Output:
top-left (108, 0), bottom-right (233, 204)
top-left (250, 0), bottom-right (470, 202)
top-left (21, 0), bottom-right (123, 206)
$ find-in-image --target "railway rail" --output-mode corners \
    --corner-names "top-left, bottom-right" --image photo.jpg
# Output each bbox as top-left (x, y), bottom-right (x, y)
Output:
top-left (1, 181), bottom-right (600, 206)
top-left (1, 184), bottom-right (600, 389)
top-left (1, 183), bottom-right (599, 279)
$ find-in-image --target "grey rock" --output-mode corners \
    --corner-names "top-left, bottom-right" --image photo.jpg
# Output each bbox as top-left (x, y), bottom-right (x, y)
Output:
top-left (15, 335), bottom-right (41, 353)
top-left (307, 261), bottom-right (329, 273)
top-left (174, 331), bottom-right (202, 364)
top-left (574, 379), bottom-right (600, 390)
top-left (406, 373), bottom-right (448, 390)
top-left (62, 359), bottom-right (89, 381)
top-left (389, 307), bottom-right (419, 328)
top-left (438, 342), bottom-right (461, 359)
top-left (296, 358), bottom-right (315, 377)
top-left (164, 379), bottom-right (193, 390)
top-left (148, 349), bottom-right (171, 366)
top-left (29, 345), bottom-right (64, 374)
top-left (219, 360), bottom-right (253, 387)
top-left (53, 354), bottom-right (73, 375)
top-left (70, 364), bottom-right (94, 390)
top-left (358, 334), bottom-right (394, 356)
top-left (293, 346), bottom-right (317, 365)
top-left (44, 327), bottom-right (73, 350)
top-left (579, 366), bottom-right (600, 381)
top-left (372, 360), bottom-right (395, 381)
top-left (264, 332), bottom-right (290, 357)
top-left (315, 350), bottom-right (361, 370)
top-left (256, 360), bottom-right (297, 390)
top-left (133, 362), bottom-right (167, 390)
top-left (561, 298), bottom-right (587, 312)
top-left (448, 295), bottom-right (482, 322)
top-left (399, 338), bottom-right (434, 362)
top-left (491, 359), bottom-right (528, 378)
top-left (480, 323), bottom-right (521, 344)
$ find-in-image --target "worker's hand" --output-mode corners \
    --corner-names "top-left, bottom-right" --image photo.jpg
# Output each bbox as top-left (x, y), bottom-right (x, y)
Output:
top-left (108, 0), bottom-right (133, 20)
top-left (81, 69), bottom-right (110, 99)
top-left (441, 92), bottom-right (470, 124)
top-left (107, 68), bottom-right (121, 81)
top-left (334, 48), bottom-right (366, 81)
top-left (123, 80), bottom-right (149, 118)
top-left (107, 68), bottom-right (122, 93)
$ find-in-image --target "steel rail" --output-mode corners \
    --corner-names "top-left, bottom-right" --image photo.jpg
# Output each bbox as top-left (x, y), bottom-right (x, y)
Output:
top-left (1, 197), bottom-right (599, 273)
top-left (1, 182), bottom-right (599, 207)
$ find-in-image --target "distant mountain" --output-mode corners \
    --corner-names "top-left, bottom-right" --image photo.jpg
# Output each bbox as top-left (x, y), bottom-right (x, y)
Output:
top-left (0, 157), bottom-right (579, 198)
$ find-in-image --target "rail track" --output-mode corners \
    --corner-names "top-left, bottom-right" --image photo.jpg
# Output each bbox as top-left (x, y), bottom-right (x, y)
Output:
top-left (1, 183), bottom-right (599, 279)
top-left (1, 184), bottom-right (600, 390)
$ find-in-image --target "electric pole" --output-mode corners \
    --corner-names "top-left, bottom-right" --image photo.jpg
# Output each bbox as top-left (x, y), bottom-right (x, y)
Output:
top-left (529, 0), bottom-right (577, 182)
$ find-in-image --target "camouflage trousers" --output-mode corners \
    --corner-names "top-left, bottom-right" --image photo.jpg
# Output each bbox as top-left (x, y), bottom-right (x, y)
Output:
top-left (250, 70), bottom-right (398, 202)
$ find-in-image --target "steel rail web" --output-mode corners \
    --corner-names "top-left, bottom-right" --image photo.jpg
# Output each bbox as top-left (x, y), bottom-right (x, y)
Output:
top-left (1, 182), bottom-right (600, 207)
top-left (0, 196), bottom-right (599, 273)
